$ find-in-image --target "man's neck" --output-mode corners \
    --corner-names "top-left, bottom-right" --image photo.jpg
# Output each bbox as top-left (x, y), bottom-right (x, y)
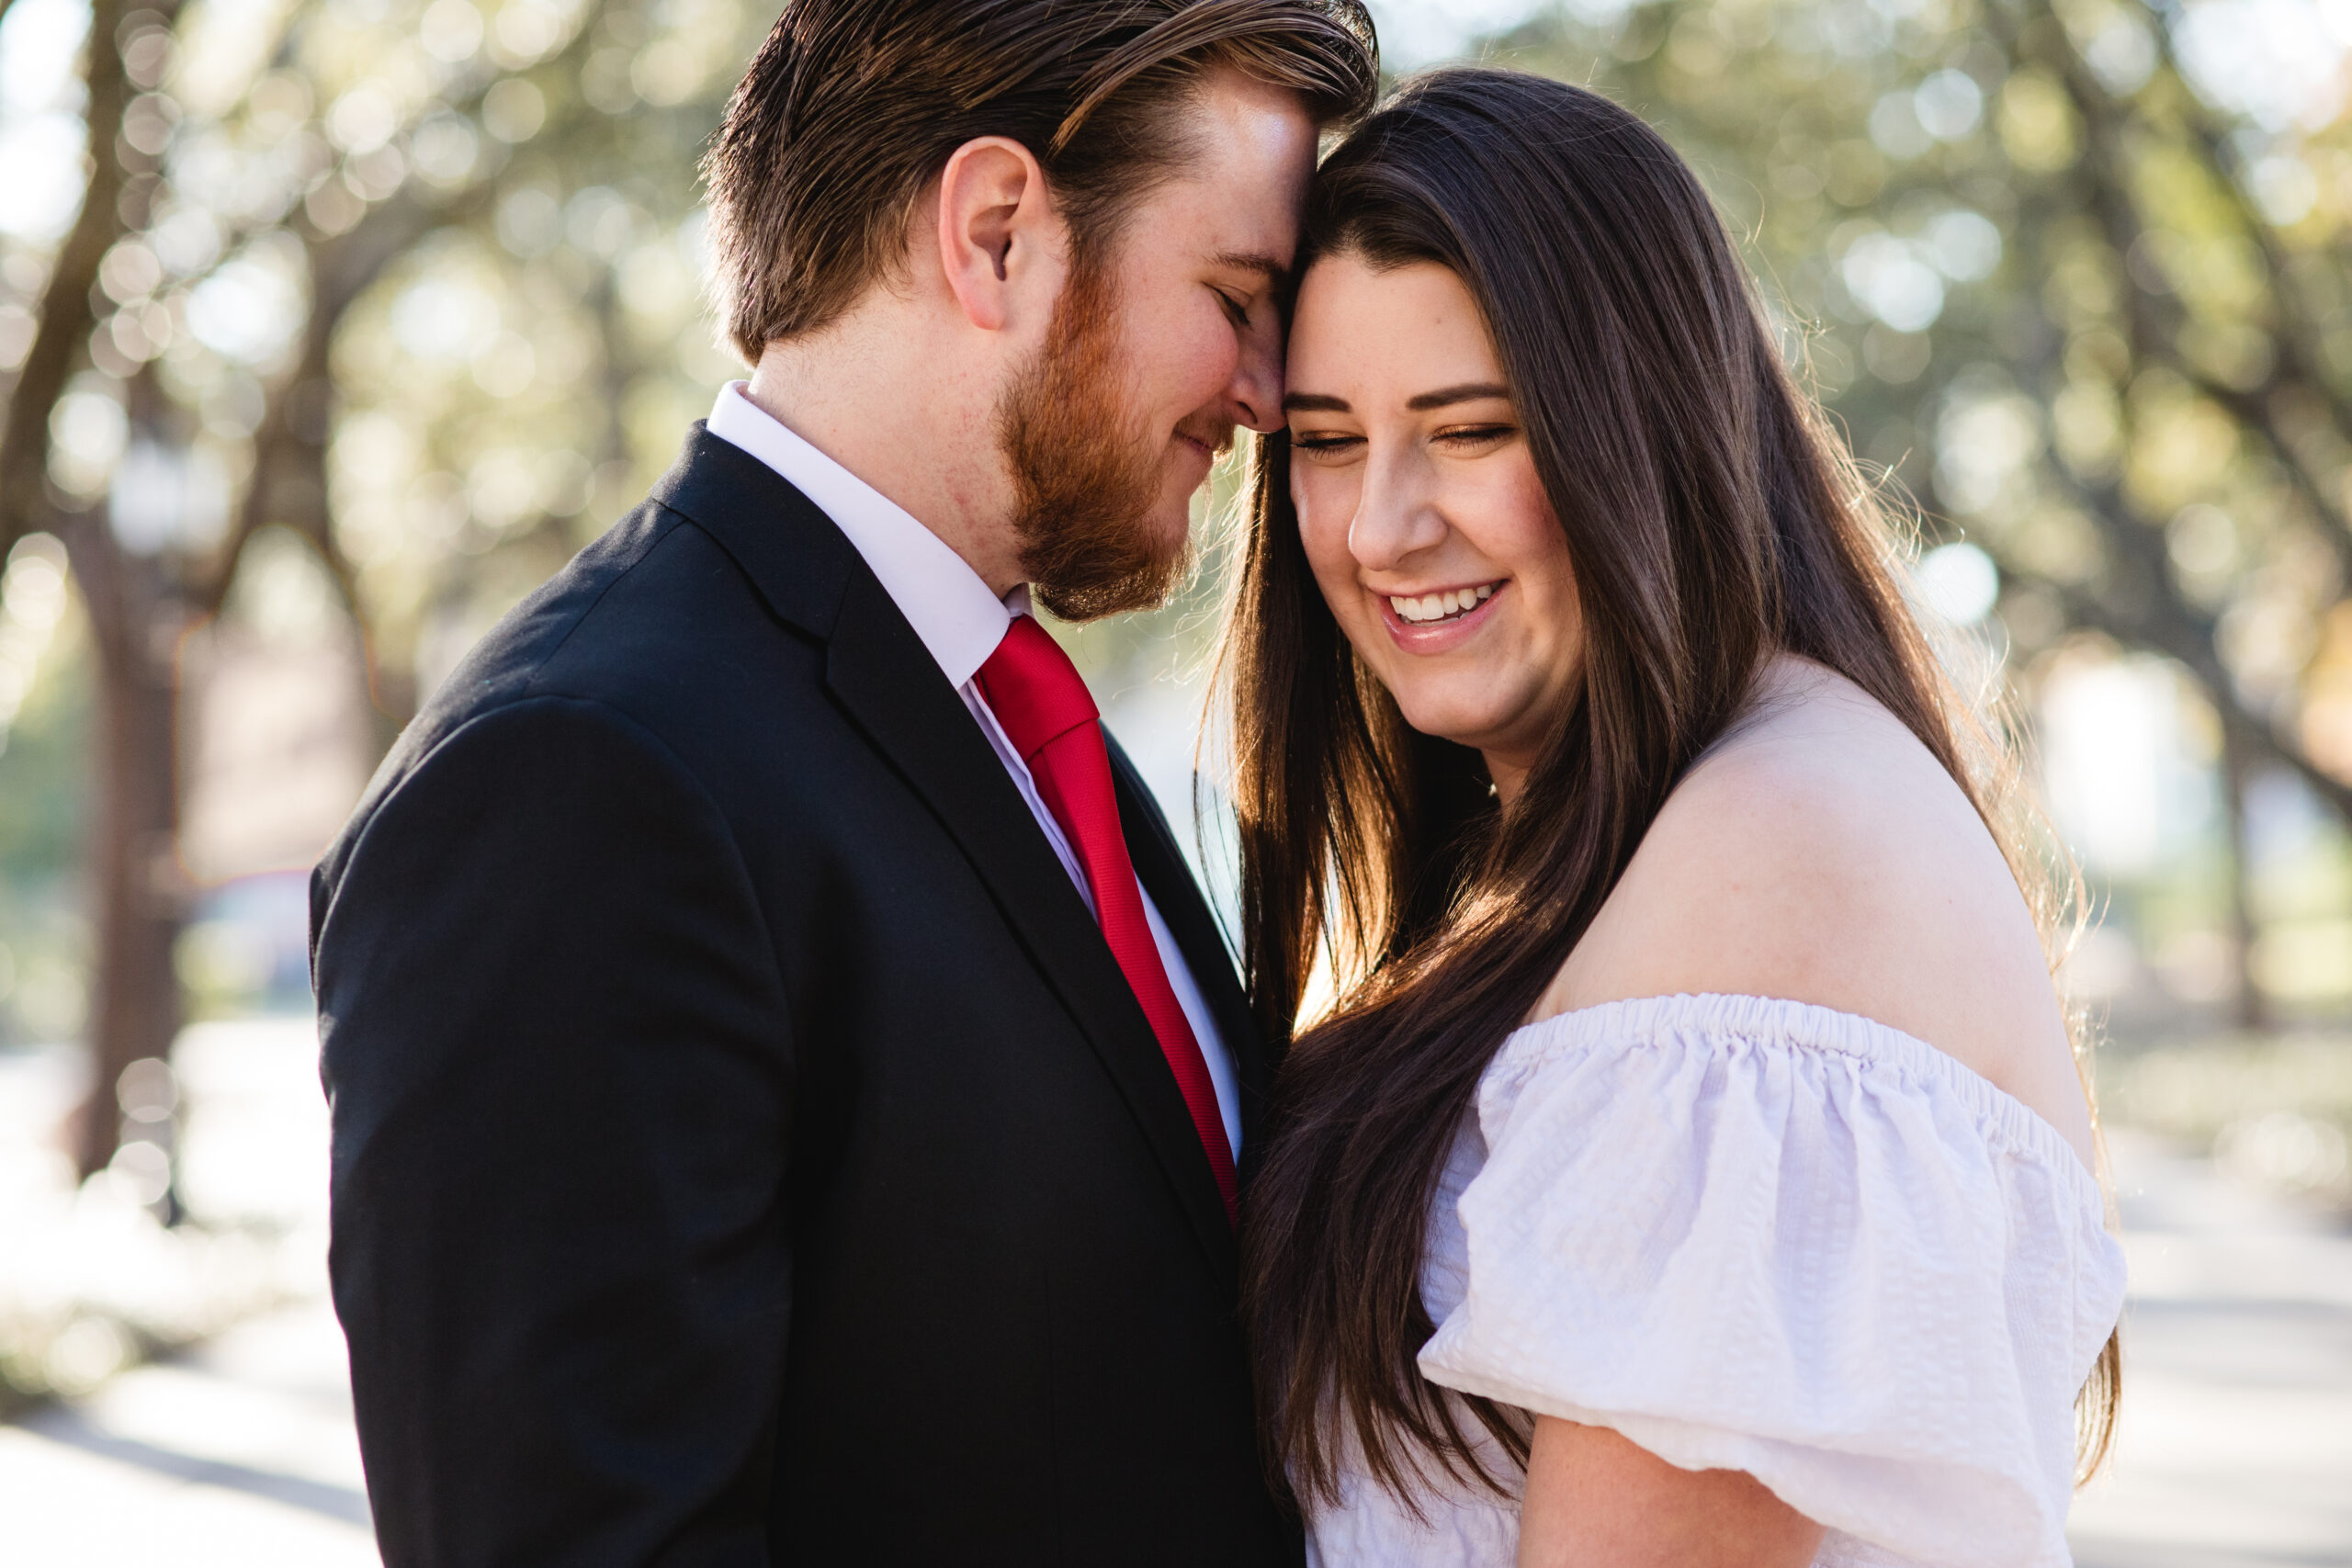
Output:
top-left (744, 307), bottom-right (1027, 597)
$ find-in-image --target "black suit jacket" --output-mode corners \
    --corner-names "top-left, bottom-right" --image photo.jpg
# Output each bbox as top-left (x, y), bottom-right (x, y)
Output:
top-left (311, 426), bottom-right (1299, 1566)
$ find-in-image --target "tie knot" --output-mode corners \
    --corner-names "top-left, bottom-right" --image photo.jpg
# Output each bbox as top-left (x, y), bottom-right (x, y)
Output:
top-left (976, 615), bottom-right (1098, 764)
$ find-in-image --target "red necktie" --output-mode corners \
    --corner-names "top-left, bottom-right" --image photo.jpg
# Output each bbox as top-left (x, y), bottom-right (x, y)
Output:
top-left (976, 615), bottom-right (1238, 1225)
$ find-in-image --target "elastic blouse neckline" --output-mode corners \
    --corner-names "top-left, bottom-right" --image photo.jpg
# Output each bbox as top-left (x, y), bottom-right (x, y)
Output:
top-left (1499, 991), bottom-right (2105, 1204)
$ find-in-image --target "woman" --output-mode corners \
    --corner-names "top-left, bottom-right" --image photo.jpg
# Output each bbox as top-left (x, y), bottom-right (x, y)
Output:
top-left (1229, 69), bottom-right (2126, 1567)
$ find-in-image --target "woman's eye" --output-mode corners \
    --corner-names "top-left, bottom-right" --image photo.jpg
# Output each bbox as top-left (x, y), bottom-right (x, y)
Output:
top-left (1290, 431), bottom-right (1363, 459)
top-left (1436, 423), bottom-right (1515, 448)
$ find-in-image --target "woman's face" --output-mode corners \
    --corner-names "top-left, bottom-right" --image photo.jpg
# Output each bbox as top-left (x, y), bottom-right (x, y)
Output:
top-left (1283, 255), bottom-right (1583, 798)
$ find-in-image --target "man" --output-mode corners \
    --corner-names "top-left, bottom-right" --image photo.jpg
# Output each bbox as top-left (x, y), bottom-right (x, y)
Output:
top-left (309, 2), bottom-right (1377, 1563)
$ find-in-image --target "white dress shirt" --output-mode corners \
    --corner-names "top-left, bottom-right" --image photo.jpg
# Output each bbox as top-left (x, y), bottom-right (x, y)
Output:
top-left (707, 382), bottom-right (1241, 1158)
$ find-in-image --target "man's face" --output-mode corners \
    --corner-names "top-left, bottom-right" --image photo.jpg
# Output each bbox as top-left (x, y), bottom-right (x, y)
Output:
top-left (1001, 70), bottom-right (1317, 620)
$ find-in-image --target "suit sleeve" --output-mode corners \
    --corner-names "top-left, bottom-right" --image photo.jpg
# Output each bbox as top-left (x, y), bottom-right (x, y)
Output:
top-left (313, 695), bottom-right (792, 1567)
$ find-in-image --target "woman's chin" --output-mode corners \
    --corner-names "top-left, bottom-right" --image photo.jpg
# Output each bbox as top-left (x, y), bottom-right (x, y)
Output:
top-left (1390, 694), bottom-right (1513, 752)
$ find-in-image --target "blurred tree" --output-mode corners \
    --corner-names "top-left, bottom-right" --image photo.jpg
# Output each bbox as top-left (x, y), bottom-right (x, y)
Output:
top-left (0, 0), bottom-right (757, 1177)
top-left (1, 0), bottom-right (207, 1178)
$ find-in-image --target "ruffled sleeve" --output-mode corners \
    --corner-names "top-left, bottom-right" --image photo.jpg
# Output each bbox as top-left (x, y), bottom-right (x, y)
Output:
top-left (1415, 993), bottom-right (2126, 1568)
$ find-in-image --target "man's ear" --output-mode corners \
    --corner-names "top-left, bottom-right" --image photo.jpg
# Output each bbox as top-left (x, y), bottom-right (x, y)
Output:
top-left (934, 136), bottom-right (1063, 333)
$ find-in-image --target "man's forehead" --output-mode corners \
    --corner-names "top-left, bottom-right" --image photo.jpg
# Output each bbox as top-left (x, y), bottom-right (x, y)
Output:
top-left (1155, 74), bottom-right (1316, 269)
top-left (1135, 173), bottom-right (1300, 277)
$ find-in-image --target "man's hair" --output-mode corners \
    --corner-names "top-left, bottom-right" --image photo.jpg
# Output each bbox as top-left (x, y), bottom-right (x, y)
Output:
top-left (701, 0), bottom-right (1379, 361)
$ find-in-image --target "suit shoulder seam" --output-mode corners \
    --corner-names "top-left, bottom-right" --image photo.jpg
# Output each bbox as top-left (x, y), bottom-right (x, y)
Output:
top-left (515, 506), bottom-right (695, 694)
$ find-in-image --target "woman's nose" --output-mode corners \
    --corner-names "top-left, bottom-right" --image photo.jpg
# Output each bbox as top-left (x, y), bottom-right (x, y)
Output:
top-left (1348, 452), bottom-right (1450, 571)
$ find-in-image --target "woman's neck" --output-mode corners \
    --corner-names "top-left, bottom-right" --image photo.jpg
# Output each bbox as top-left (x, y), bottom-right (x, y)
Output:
top-left (1483, 753), bottom-right (1529, 808)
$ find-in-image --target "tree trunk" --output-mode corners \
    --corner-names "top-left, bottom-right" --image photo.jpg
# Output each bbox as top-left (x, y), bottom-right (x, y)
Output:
top-left (67, 515), bottom-right (186, 1182)
top-left (2220, 717), bottom-right (2268, 1033)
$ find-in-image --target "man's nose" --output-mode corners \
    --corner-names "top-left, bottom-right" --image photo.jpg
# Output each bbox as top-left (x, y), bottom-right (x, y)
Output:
top-left (1226, 317), bottom-right (1285, 434)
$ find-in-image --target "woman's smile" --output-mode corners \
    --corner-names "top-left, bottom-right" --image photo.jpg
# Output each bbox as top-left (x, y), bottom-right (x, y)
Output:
top-left (1374, 578), bottom-right (1504, 649)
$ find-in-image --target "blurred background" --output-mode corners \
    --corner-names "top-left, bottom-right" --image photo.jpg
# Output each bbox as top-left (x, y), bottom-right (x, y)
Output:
top-left (0, 0), bottom-right (2348, 1560)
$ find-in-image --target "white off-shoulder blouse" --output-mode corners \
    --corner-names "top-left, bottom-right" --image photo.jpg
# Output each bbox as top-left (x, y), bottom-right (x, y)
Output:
top-left (1304, 993), bottom-right (2128, 1568)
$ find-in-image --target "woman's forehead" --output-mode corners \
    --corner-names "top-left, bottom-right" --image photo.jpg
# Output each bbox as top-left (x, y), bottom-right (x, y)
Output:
top-left (1286, 256), bottom-right (1502, 400)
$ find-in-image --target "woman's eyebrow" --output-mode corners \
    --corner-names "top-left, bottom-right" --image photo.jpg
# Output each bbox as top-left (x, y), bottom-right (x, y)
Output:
top-left (1406, 381), bottom-right (1511, 411)
top-left (1283, 391), bottom-right (1351, 412)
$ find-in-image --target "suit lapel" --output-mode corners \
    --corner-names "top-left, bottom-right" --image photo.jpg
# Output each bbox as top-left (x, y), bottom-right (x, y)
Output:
top-left (826, 581), bottom-right (1238, 1283)
top-left (662, 429), bottom-right (1238, 1287)
top-left (1104, 741), bottom-right (1273, 1159)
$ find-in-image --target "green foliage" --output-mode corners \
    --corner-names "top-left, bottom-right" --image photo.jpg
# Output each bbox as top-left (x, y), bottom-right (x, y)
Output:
top-left (303, 0), bottom-right (773, 705)
top-left (0, 603), bottom-right (91, 1047)
top-left (0, 620), bottom-right (89, 885)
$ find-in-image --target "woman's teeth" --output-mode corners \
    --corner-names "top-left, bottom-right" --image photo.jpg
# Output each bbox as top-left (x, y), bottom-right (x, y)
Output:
top-left (1389, 583), bottom-right (1496, 624)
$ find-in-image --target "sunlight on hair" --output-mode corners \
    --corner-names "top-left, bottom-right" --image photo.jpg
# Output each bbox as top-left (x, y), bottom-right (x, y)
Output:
top-left (1917, 541), bottom-right (1999, 626)
top-left (1295, 935), bottom-right (1340, 1032)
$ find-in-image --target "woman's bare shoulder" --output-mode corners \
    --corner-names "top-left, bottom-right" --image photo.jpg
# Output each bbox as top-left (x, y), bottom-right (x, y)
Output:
top-left (1535, 659), bottom-right (2094, 1161)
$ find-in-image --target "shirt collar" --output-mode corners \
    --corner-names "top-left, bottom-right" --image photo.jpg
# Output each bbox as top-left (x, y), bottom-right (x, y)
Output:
top-left (706, 381), bottom-right (1016, 687)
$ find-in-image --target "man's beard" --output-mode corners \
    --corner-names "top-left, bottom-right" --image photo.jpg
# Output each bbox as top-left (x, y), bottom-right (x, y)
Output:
top-left (996, 254), bottom-right (1206, 623)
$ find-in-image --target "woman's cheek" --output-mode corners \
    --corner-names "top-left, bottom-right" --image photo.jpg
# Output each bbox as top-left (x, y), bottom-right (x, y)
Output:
top-left (1476, 468), bottom-right (1570, 600)
top-left (1293, 477), bottom-right (1347, 576)
top-left (1297, 510), bottom-right (1375, 649)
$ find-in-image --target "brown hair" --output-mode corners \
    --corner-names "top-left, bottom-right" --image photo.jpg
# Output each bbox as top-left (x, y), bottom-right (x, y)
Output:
top-left (701, 0), bottom-right (1379, 361)
top-left (1227, 67), bottom-right (2118, 1510)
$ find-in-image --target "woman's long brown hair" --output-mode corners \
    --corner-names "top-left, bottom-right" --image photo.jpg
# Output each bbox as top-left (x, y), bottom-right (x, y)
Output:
top-left (1227, 67), bottom-right (2119, 1511)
